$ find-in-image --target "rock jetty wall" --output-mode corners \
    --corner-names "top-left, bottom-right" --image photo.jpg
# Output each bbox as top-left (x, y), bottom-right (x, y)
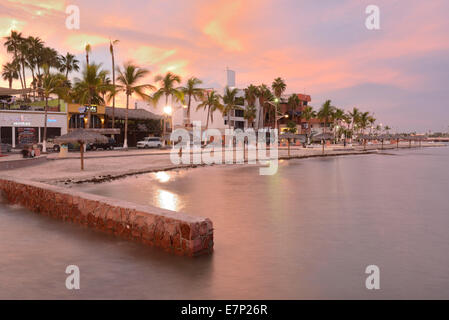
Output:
top-left (0, 178), bottom-right (213, 256)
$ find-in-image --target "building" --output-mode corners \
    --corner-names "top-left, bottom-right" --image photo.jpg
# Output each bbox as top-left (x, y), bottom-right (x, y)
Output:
top-left (104, 106), bottom-right (162, 146)
top-left (0, 108), bottom-right (67, 148)
top-left (67, 103), bottom-right (106, 130)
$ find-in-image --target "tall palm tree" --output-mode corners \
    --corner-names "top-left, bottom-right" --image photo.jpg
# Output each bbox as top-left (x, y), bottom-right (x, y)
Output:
top-left (85, 44), bottom-right (91, 67)
top-left (301, 106), bottom-right (316, 141)
top-left (332, 107), bottom-right (345, 141)
top-left (4, 31), bottom-right (26, 89)
top-left (196, 90), bottom-right (223, 130)
top-left (244, 84), bottom-right (258, 107)
top-left (116, 62), bottom-right (154, 148)
top-left (244, 104), bottom-right (257, 128)
top-left (152, 72), bottom-right (183, 107)
top-left (109, 39), bottom-right (119, 130)
top-left (41, 69), bottom-right (65, 152)
top-left (59, 52), bottom-right (79, 78)
top-left (317, 100), bottom-right (335, 136)
top-left (271, 77), bottom-right (286, 131)
top-left (222, 86), bottom-right (239, 129)
top-left (271, 77), bottom-right (286, 98)
top-left (1, 62), bottom-right (19, 88)
top-left (256, 84), bottom-right (272, 129)
top-left (359, 111), bottom-right (370, 135)
top-left (73, 63), bottom-right (112, 129)
top-left (287, 94), bottom-right (300, 122)
top-left (349, 107), bottom-right (361, 133)
top-left (180, 77), bottom-right (204, 126)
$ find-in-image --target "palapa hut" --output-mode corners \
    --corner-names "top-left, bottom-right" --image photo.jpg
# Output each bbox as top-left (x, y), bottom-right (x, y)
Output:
top-left (55, 129), bottom-right (108, 170)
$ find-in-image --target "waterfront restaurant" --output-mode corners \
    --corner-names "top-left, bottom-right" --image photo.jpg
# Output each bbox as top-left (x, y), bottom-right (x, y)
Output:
top-left (67, 103), bottom-right (106, 130)
top-left (104, 107), bottom-right (163, 147)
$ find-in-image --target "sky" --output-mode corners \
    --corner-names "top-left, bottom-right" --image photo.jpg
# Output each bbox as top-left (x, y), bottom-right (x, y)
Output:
top-left (0, 0), bottom-right (448, 132)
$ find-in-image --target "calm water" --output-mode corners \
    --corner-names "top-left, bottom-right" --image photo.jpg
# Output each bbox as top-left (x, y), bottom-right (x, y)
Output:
top-left (1, 146), bottom-right (449, 299)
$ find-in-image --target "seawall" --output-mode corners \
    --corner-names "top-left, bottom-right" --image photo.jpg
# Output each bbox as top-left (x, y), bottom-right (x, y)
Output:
top-left (0, 178), bottom-right (213, 256)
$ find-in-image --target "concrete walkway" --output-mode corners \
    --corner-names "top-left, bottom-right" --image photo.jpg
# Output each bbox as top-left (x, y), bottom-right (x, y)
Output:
top-left (0, 142), bottom-right (445, 185)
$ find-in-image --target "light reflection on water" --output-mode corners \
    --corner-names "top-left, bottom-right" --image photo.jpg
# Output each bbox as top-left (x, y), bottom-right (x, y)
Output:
top-left (1, 147), bottom-right (449, 299)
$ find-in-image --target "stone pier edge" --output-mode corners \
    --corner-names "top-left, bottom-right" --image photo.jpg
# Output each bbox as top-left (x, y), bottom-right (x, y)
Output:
top-left (0, 178), bottom-right (214, 257)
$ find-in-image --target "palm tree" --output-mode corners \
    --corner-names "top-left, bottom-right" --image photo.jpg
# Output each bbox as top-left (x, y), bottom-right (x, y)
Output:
top-left (1, 62), bottom-right (19, 88)
top-left (180, 77), bottom-right (204, 126)
top-left (41, 70), bottom-right (65, 152)
top-left (196, 90), bottom-right (223, 130)
top-left (152, 72), bottom-right (183, 107)
top-left (85, 44), bottom-right (91, 67)
top-left (222, 86), bottom-right (239, 129)
top-left (332, 108), bottom-right (345, 142)
top-left (271, 77), bottom-right (287, 132)
top-left (244, 84), bottom-right (258, 107)
top-left (271, 77), bottom-right (286, 98)
top-left (244, 104), bottom-right (257, 128)
top-left (4, 31), bottom-right (26, 90)
top-left (109, 39), bottom-right (119, 130)
top-left (59, 52), bottom-right (79, 78)
top-left (73, 63), bottom-right (112, 129)
top-left (317, 99), bottom-right (335, 137)
top-left (116, 62), bottom-right (154, 148)
top-left (349, 107), bottom-right (361, 133)
top-left (256, 84), bottom-right (271, 128)
top-left (359, 111), bottom-right (370, 135)
top-left (287, 94), bottom-right (300, 122)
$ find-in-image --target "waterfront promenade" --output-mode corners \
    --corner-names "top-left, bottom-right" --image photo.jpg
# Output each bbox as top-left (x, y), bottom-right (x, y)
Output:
top-left (1, 142), bottom-right (444, 185)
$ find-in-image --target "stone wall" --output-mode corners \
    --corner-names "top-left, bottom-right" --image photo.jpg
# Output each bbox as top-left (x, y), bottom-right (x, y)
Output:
top-left (0, 178), bottom-right (213, 256)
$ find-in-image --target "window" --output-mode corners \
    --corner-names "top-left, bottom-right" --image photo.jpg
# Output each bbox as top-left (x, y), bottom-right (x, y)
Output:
top-left (234, 109), bottom-right (244, 117)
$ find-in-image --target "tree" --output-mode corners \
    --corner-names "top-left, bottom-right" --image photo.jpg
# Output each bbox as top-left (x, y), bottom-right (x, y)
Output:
top-left (41, 69), bottom-right (66, 152)
top-left (73, 63), bottom-right (112, 130)
top-left (116, 62), bottom-right (154, 148)
top-left (317, 100), bottom-right (335, 137)
top-left (196, 90), bottom-right (223, 130)
top-left (244, 84), bottom-right (258, 107)
top-left (332, 108), bottom-right (345, 141)
top-left (256, 84), bottom-right (272, 128)
top-left (59, 52), bottom-right (80, 78)
top-left (244, 104), bottom-right (257, 128)
top-left (271, 77), bottom-right (286, 98)
top-left (180, 77), bottom-right (204, 126)
top-left (152, 72), bottom-right (183, 107)
top-left (109, 39), bottom-right (119, 130)
top-left (222, 86), bottom-right (239, 129)
top-left (85, 44), bottom-right (91, 67)
top-left (302, 106), bottom-right (316, 136)
top-left (287, 94), bottom-right (300, 122)
top-left (1, 62), bottom-right (19, 88)
top-left (349, 107), bottom-right (361, 133)
top-left (4, 31), bottom-right (26, 90)
top-left (271, 77), bottom-right (286, 132)
top-left (286, 120), bottom-right (297, 133)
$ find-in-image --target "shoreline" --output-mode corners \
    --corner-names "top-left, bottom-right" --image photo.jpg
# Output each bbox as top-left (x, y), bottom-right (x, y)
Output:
top-left (48, 143), bottom-right (446, 186)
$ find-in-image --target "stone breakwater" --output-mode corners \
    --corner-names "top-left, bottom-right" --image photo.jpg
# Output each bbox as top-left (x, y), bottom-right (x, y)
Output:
top-left (0, 178), bottom-right (213, 256)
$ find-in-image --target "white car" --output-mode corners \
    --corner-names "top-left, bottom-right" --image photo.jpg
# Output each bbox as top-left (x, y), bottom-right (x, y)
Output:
top-left (137, 137), bottom-right (163, 149)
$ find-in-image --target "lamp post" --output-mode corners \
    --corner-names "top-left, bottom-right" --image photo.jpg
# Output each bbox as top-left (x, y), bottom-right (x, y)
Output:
top-left (163, 105), bottom-right (187, 146)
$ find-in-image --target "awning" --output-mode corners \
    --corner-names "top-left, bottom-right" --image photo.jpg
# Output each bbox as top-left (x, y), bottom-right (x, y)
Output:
top-left (0, 87), bottom-right (32, 96)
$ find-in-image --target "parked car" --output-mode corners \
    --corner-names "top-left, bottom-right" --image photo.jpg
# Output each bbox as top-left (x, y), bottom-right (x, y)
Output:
top-left (86, 138), bottom-right (116, 151)
top-left (38, 138), bottom-right (60, 152)
top-left (0, 143), bottom-right (12, 153)
top-left (137, 137), bottom-right (163, 149)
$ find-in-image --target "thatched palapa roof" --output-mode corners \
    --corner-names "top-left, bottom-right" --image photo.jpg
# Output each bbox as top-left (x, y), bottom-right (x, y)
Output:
top-left (55, 129), bottom-right (109, 144)
top-left (105, 107), bottom-right (162, 120)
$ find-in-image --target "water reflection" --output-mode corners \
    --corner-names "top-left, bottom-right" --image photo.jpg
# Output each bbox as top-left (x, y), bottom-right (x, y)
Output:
top-left (153, 171), bottom-right (171, 183)
top-left (156, 189), bottom-right (179, 211)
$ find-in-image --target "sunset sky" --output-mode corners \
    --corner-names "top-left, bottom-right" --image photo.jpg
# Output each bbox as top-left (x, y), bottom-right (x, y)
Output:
top-left (1, 0), bottom-right (448, 132)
